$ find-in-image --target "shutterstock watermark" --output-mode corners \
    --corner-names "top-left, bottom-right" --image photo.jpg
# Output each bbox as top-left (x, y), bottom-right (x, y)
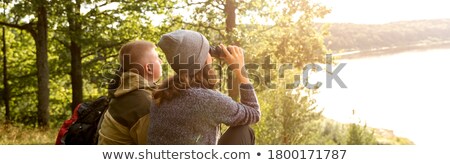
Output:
top-left (101, 54), bottom-right (347, 90)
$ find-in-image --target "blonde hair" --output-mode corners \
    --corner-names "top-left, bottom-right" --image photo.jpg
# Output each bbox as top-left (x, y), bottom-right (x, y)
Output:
top-left (119, 40), bottom-right (156, 75)
top-left (153, 64), bottom-right (218, 106)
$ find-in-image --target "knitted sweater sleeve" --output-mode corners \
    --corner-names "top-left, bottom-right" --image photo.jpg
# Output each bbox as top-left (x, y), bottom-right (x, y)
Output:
top-left (207, 84), bottom-right (261, 126)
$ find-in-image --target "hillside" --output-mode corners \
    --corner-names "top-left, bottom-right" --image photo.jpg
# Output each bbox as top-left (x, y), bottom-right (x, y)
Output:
top-left (325, 19), bottom-right (450, 52)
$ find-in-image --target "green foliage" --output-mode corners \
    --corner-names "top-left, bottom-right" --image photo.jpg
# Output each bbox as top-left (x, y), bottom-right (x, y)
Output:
top-left (0, 0), bottom-right (413, 144)
top-left (1, 27), bottom-right (39, 125)
top-left (1, 0), bottom-right (177, 126)
top-left (177, 0), bottom-right (331, 68)
top-left (314, 118), bottom-right (346, 145)
top-left (254, 86), bottom-right (322, 144)
top-left (346, 122), bottom-right (376, 145)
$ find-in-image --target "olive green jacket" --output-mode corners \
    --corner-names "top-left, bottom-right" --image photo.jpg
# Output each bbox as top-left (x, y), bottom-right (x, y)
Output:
top-left (98, 72), bottom-right (155, 145)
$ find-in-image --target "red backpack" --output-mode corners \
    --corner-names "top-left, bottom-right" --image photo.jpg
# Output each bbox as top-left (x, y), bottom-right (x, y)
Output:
top-left (55, 96), bottom-right (109, 145)
top-left (55, 104), bottom-right (81, 145)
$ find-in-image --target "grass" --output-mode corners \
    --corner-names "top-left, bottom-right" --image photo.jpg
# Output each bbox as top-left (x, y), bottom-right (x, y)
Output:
top-left (0, 123), bottom-right (59, 145)
top-left (0, 121), bottom-right (413, 145)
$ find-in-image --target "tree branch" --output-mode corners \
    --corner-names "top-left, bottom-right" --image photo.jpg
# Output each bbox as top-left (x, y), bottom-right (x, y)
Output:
top-left (257, 24), bottom-right (278, 33)
top-left (55, 38), bottom-right (70, 48)
top-left (163, 1), bottom-right (209, 10)
top-left (0, 21), bottom-right (27, 30)
top-left (211, 0), bottom-right (224, 10)
top-left (96, 1), bottom-right (109, 8)
top-left (0, 21), bottom-right (36, 36)
top-left (187, 1), bottom-right (208, 5)
top-left (217, 0), bottom-right (225, 6)
top-left (182, 21), bottom-right (221, 31)
top-left (81, 40), bottom-right (130, 59)
top-left (181, 21), bottom-right (226, 38)
top-left (84, 2), bottom-right (116, 19)
top-left (211, 3), bottom-right (224, 10)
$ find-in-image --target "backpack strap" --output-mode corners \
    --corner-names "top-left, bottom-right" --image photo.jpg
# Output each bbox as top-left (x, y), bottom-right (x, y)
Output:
top-left (93, 97), bottom-right (111, 144)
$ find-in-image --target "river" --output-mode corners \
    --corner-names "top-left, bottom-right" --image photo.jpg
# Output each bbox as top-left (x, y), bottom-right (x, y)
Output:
top-left (313, 47), bottom-right (450, 145)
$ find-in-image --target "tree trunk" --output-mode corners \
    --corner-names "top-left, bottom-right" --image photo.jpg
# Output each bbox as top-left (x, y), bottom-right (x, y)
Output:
top-left (35, 3), bottom-right (49, 128)
top-left (67, 1), bottom-right (83, 111)
top-left (2, 27), bottom-right (10, 122)
top-left (225, 0), bottom-right (236, 33)
top-left (0, 2), bottom-right (49, 127)
top-left (225, 0), bottom-right (239, 100)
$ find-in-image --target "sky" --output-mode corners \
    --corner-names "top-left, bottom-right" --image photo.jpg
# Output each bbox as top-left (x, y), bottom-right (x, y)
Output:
top-left (315, 0), bottom-right (450, 24)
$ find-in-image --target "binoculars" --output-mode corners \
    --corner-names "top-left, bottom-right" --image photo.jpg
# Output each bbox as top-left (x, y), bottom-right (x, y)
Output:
top-left (209, 45), bottom-right (226, 58)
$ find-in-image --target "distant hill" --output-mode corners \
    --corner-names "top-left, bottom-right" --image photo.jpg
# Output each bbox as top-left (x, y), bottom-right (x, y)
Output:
top-left (325, 19), bottom-right (450, 52)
